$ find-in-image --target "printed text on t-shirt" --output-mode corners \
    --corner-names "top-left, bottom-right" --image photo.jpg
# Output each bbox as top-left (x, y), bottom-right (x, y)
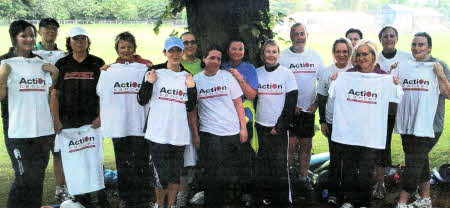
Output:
top-left (158, 87), bottom-right (187, 103)
top-left (198, 85), bottom-right (228, 99)
top-left (64, 72), bottom-right (94, 80)
top-left (113, 81), bottom-right (142, 94)
top-left (347, 89), bottom-right (378, 104)
top-left (68, 136), bottom-right (96, 153)
top-left (18, 77), bottom-right (46, 91)
top-left (402, 78), bottom-right (430, 91)
top-left (258, 83), bottom-right (283, 95)
top-left (289, 62), bottom-right (316, 73)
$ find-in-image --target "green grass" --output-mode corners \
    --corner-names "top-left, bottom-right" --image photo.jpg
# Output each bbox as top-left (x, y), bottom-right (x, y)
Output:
top-left (0, 24), bottom-right (449, 206)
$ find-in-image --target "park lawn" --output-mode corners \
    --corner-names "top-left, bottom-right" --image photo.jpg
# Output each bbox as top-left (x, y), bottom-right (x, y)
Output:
top-left (0, 24), bottom-right (449, 206)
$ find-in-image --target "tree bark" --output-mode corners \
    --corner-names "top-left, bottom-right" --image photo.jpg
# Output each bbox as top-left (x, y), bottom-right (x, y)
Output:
top-left (185, 0), bottom-right (272, 67)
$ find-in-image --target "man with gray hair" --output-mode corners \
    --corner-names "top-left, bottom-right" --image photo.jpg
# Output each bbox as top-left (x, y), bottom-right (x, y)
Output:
top-left (279, 22), bottom-right (324, 200)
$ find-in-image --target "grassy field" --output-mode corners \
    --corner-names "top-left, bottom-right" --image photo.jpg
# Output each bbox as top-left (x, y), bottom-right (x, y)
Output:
top-left (0, 24), bottom-right (448, 206)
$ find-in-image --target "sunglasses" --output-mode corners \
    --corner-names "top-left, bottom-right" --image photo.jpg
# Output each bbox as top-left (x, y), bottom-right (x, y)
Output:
top-left (356, 52), bottom-right (370, 57)
top-left (183, 40), bottom-right (197, 45)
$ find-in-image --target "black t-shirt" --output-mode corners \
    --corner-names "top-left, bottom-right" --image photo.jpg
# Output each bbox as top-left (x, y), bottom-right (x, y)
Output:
top-left (54, 54), bottom-right (105, 129)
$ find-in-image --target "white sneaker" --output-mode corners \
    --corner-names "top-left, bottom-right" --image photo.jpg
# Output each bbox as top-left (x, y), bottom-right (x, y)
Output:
top-left (372, 182), bottom-right (386, 199)
top-left (55, 185), bottom-right (73, 201)
top-left (340, 202), bottom-right (353, 208)
top-left (396, 202), bottom-right (412, 208)
top-left (410, 197), bottom-right (432, 208)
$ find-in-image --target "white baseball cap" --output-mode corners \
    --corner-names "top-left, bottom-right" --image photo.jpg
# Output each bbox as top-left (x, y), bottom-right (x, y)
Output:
top-left (60, 200), bottom-right (86, 208)
top-left (68, 26), bottom-right (88, 38)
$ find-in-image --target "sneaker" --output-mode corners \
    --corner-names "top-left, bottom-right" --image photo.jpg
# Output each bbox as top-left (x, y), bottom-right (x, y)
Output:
top-left (410, 197), bottom-right (432, 208)
top-left (299, 175), bottom-right (315, 200)
top-left (340, 202), bottom-right (353, 208)
top-left (327, 195), bottom-right (338, 206)
top-left (241, 194), bottom-right (253, 207)
top-left (262, 198), bottom-right (271, 205)
top-left (55, 185), bottom-right (72, 201)
top-left (372, 182), bottom-right (386, 199)
top-left (396, 202), bottom-right (412, 208)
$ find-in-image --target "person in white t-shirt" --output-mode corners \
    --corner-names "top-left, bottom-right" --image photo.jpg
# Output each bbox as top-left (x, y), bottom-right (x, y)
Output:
top-left (345, 28), bottom-right (363, 48)
top-left (316, 37), bottom-right (352, 206)
top-left (254, 40), bottom-right (298, 207)
top-left (0, 20), bottom-right (59, 208)
top-left (278, 23), bottom-right (324, 197)
top-left (373, 26), bottom-right (413, 200)
top-left (97, 32), bottom-right (152, 208)
top-left (137, 36), bottom-right (197, 208)
top-left (33, 18), bottom-right (71, 202)
top-left (396, 32), bottom-right (450, 208)
top-left (330, 39), bottom-right (401, 208)
top-left (188, 45), bottom-right (247, 207)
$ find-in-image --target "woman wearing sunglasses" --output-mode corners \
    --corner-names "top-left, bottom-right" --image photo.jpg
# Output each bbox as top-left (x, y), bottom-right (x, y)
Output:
top-left (331, 39), bottom-right (400, 208)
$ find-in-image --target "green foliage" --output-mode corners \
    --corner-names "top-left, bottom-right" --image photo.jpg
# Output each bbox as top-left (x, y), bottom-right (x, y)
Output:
top-left (0, 0), bottom-right (28, 19)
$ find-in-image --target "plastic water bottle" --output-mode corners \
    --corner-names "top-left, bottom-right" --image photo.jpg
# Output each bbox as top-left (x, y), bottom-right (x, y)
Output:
top-left (322, 189), bottom-right (328, 199)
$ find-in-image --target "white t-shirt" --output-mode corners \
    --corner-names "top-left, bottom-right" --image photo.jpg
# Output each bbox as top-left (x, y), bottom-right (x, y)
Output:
top-left (2, 57), bottom-right (54, 138)
top-left (279, 48), bottom-right (324, 112)
top-left (97, 63), bottom-right (148, 138)
top-left (54, 125), bottom-right (104, 195)
top-left (145, 69), bottom-right (191, 146)
top-left (394, 61), bottom-right (439, 138)
top-left (377, 50), bottom-right (412, 73)
top-left (329, 72), bottom-right (403, 149)
top-left (195, 70), bottom-right (243, 136)
top-left (255, 65), bottom-right (298, 127)
top-left (33, 50), bottom-right (66, 65)
top-left (317, 63), bottom-right (352, 124)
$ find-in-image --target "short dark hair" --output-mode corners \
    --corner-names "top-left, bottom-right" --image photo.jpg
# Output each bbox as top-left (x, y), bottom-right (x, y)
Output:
top-left (378, 26), bottom-right (398, 40)
top-left (114, 31), bottom-right (137, 52)
top-left (9, 20), bottom-right (37, 47)
top-left (180, 31), bottom-right (195, 39)
top-left (332, 38), bottom-right (352, 57)
top-left (39, 18), bottom-right (60, 29)
top-left (414, 32), bottom-right (432, 49)
top-left (224, 37), bottom-right (247, 62)
top-left (201, 45), bottom-right (223, 68)
top-left (345, 28), bottom-right (363, 39)
top-left (65, 36), bottom-right (91, 54)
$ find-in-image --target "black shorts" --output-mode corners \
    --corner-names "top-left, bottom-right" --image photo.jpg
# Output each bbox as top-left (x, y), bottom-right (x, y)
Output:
top-left (149, 140), bottom-right (185, 189)
top-left (289, 111), bottom-right (315, 138)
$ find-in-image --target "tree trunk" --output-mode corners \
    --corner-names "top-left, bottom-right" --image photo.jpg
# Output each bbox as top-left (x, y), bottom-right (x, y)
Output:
top-left (185, 0), bottom-right (272, 67)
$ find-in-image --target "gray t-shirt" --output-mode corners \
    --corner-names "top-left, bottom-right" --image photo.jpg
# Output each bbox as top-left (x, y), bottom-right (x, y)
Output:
top-left (428, 56), bottom-right (450, 133)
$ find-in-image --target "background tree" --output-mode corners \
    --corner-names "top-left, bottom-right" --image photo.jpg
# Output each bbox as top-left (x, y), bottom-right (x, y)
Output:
top-left (157, 0), bottom-right (275, 66)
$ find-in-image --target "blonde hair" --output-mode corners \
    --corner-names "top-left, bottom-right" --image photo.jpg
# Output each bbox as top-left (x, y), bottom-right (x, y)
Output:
top-left (351, 39), bottom-right (378, 67)
top-left (259, 39), bottom-right (280, 62)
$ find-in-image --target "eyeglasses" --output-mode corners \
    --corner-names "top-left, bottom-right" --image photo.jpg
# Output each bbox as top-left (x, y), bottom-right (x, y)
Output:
top-left (183, 40), bottom-right (197, 45)
top-left (356, 52), bottom-right (370, 57)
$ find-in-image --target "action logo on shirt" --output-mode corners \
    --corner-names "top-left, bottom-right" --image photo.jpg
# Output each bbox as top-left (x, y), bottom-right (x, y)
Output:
top-left (68, 136), bottom-right (96, 153)
top-left (258, 83), bottom-right (283, 95)
top-left (402, 78), bottom-right (430, 91)
top-left (198, 85), bottom-right (228, 99)
top-left (18, 77), bottom-right (46, 91)
top-left (158, 87), bottom-right (187, 104)
top-left (113, 81), bottom-right (141, 94)
top-left (347, 89), bottom-right (378, 104)
top-left (289, 62), bottom-right (316, 73)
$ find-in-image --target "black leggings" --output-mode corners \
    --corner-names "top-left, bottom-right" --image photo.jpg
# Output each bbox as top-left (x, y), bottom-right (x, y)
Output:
top-left (5, 134), bottom-right (52, 208)
top-left (112, 136), bottom-right (151, 205)
top-left (255, 123), bottom-right (290, 206)
top-left (400, 133), bottom-right (441, 193)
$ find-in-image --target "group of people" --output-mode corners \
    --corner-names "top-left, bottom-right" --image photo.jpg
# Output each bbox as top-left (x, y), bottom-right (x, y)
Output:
top-left (0, 18), bottom-right (448, 208)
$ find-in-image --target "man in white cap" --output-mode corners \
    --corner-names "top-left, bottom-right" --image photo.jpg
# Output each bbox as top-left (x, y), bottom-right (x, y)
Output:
top-left (50, 26), bottom-right (109, 207)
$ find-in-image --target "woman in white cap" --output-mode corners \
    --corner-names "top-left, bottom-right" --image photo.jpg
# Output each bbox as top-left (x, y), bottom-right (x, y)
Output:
top-left (137, 36), bottom-right (197, 208)
top-left (50, 26), bottom-right (109, 207)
